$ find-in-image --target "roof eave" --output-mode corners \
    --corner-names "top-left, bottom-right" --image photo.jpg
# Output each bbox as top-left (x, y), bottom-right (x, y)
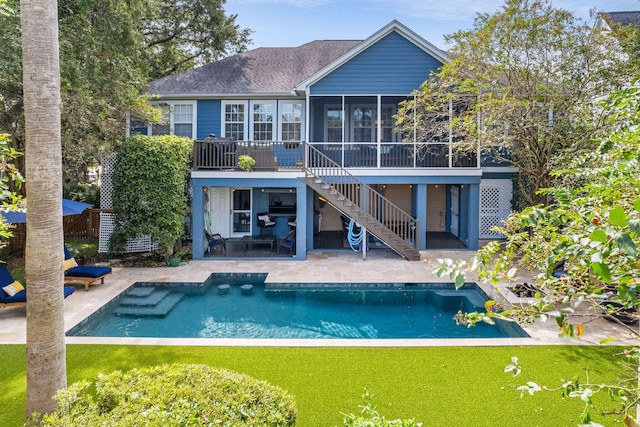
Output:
top-left (148, 92), bottom-right (304, 100)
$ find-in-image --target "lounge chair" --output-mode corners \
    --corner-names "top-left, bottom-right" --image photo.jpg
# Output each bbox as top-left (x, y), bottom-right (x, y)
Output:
top-left (64, 245), bottom-right (112, 291)
top-left (0, 265), bottom-right (75, 308)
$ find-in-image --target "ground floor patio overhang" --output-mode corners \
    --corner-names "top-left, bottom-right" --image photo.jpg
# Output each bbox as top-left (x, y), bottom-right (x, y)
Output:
top-left (191, 172), bottom-right (483, 260)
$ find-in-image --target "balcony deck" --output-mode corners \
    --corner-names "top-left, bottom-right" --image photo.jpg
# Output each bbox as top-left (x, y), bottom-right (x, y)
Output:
top-left (193, 140), bottom-right (479, 171)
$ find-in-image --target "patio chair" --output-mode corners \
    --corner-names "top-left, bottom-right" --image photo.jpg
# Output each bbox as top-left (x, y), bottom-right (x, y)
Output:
top-left (277, 229), bottom-right (295, 255)
top-left (63, 245), bottom-right (112, 291)
top-left (257, 212), bottom-right (275, 236)
top-left (0, 265), bottom-right (75, 308)
top-left (205, 230), bottom-right (226, 255)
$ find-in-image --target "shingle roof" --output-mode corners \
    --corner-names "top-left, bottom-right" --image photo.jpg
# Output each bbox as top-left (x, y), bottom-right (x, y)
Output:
top-left (148, 40), bottom-right (362, 96)
top-left (602, 11), bottom-right (640, 27)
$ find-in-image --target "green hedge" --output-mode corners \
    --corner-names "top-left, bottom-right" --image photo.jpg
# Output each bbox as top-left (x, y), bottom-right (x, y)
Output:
top-left (40, 364), bottom-right (297, 426)
top-left (110, 134), bottom-right (192, 256)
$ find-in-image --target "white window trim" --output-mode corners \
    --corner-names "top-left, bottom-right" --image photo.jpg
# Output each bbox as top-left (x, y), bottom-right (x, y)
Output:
top-left (249, 100), bottom-right (276, 141)
top-left (221, 100), bottom-right (249, 140)
top-left (148, 101), bottom-right (197, 138)
top-left (324, 104), bottom-right (345, 143)
top-left (277, 100), bottom-right (305, 142)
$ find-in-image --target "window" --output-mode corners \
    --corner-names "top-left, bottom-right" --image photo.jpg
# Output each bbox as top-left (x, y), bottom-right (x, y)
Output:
top-left (172, 104), bottom-right (194, 137)
top-left (251, 101), bottom-right (274, 141)
top-left (325, 106), bottom-right (343, 142)
top-left (222, 101), bottom-right (247, 140)
top-left (381, 106), bottom-right (400, 142)
top-left (145, 102), bottom-right (195, 138)
top-left (151, 103), bottom-right (170, 135)
top-left (352, 106), bottom-right (374, 142)
top-left (279, 101), bottom-right (303, 141)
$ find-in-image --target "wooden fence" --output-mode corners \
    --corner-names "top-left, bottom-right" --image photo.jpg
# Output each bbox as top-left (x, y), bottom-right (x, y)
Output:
top-left (5, 208), bottom-right (108, 254)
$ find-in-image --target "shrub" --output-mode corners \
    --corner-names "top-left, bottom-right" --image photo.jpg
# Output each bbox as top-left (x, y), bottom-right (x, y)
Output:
top-left (40, 364), bottom-right (297, 426)
top-left (110, 134), bottom-right (192, 257)
top-left (238, 154), bottom-right (255, 172)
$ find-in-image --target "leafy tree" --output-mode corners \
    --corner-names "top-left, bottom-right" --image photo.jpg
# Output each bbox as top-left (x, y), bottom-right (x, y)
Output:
top-left (20, 0), bottom-right (68, 419)
top-left (0, 133), bottom-right (24, 242)
top-left (141, 0), bottom-right (252, 80)
top-left (396, 0), bottom-right (635, 209)
top-left (0, 0), bottom-right (250, 194)
top-left (434, 81), bottom-right (640, 424)
top-left (109, 135), bottom-right (192, 258)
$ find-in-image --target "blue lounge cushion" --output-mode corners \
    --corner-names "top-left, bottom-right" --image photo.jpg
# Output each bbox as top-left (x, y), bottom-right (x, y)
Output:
top-left (1, 286), bottom-right (75, 305)
top-left (3, 289), bottom-right (26, 304)
top-left (0, 265), bottom-right (15, 287)
top-left (64, 245), bottom-right (73, 260)
top-left (65, 265), bottom-right (112, 278)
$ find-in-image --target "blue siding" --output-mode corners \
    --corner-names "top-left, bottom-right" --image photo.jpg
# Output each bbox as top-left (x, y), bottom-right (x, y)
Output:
top-left (310, 32), bottom-right (443, 95)
top-left (197, 100), bottom-right (221, 140)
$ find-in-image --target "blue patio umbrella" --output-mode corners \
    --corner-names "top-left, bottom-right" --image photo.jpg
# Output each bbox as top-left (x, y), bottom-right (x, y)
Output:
top-left (0, 199), bottom-right (93, 224)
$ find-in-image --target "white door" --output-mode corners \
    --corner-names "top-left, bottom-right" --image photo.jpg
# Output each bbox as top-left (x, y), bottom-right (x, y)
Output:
top-left (206, 187), bottom-right (230, 237)
top-left (450, 186), bottom-right (460, 237)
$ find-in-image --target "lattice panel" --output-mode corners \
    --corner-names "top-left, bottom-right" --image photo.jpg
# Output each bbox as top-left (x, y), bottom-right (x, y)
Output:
top-left (100, 153), bottom-right (117, 209)
top-left (98, 212), bottom-right (158, 253)
top-left (479, 179), bottom-right (512, 239)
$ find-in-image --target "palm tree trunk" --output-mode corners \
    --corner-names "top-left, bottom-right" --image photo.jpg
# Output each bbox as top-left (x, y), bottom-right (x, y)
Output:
top-left (21, 0), bottom-right (67, 419)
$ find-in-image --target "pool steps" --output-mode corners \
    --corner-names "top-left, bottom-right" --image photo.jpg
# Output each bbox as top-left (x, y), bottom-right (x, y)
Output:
top-left (113, 288), bottom-right (184, 317)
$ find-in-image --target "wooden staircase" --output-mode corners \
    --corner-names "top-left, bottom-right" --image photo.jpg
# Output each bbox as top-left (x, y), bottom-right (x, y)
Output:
top-left (300, 143), bottom-right (421, 261)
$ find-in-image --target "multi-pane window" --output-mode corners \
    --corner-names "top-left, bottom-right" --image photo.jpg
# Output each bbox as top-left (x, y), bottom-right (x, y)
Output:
top-left (252, 102), bottom-right (274, 141)
top-left (381, 106), bottom-right (399, 142)
top-left (151, 103), bottom-right (171, 135)
top-left (326, 107), bottom-right (343, 142)
top-left (280, 102), bottom-right (303, 141)
top-left (352, 106), bottom-right (374, 142)
top-left (145, 102), bottom-right (194, 138)
top-left (172, 104), bottom-right (194, 137)
top-left (223, 102), bottom-right (246, 140)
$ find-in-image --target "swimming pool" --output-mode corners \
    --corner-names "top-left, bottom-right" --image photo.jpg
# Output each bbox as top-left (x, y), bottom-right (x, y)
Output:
top-left (66, 273), bottom-right (528, 339)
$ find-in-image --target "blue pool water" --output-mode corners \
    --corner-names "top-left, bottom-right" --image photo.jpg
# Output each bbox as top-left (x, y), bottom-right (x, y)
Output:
top-left (66, 273), bottom-right (528, 339)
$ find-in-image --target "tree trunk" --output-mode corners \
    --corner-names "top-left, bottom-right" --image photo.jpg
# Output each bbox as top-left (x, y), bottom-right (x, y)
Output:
top-left (21, 0), bottom-right (67, 419)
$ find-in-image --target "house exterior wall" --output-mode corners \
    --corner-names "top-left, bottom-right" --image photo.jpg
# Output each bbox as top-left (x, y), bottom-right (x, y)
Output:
top-left (310, 32), bottom-right (443, 95)
top-left (196, 100), bottom-right (221, 139)
top-left (146, 22), bottom-right (514, 259)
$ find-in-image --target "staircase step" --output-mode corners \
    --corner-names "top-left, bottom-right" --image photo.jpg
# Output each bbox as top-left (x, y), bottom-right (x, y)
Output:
top-left (119, 289), bottom-right (171, 306)
top-left (125, 287), bottom-right (156, 298)
top-left (114, 293), bottom-right (184, 317)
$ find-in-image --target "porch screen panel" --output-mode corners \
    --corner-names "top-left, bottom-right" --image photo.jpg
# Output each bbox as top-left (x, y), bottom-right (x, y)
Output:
top-left (252, 102), bottom-right (273, 141)
top-left (224, 103), bottom-right (245, 140)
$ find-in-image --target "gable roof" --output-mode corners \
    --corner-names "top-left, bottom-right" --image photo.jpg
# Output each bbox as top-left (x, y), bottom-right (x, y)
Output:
top-left (597, 11), bottom-right (640, 29)
top-left (148, 20), bottom-right (448, 98)
top-left (147, 40), bottom-right (362, 97)
top-left (294, 20), bottom-right (448, 93)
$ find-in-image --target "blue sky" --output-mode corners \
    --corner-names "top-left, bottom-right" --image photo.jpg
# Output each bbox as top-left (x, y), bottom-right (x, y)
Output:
top-left (226, 0), bottom-right (640, 50)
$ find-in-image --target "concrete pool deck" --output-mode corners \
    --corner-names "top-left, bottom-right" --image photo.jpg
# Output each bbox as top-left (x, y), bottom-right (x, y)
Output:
top-left (0, 249), bottom-right (636, 347)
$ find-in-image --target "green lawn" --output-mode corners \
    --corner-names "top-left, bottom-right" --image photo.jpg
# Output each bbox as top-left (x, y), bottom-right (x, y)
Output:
top-left (0, 345), bottom-right (628, 426)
